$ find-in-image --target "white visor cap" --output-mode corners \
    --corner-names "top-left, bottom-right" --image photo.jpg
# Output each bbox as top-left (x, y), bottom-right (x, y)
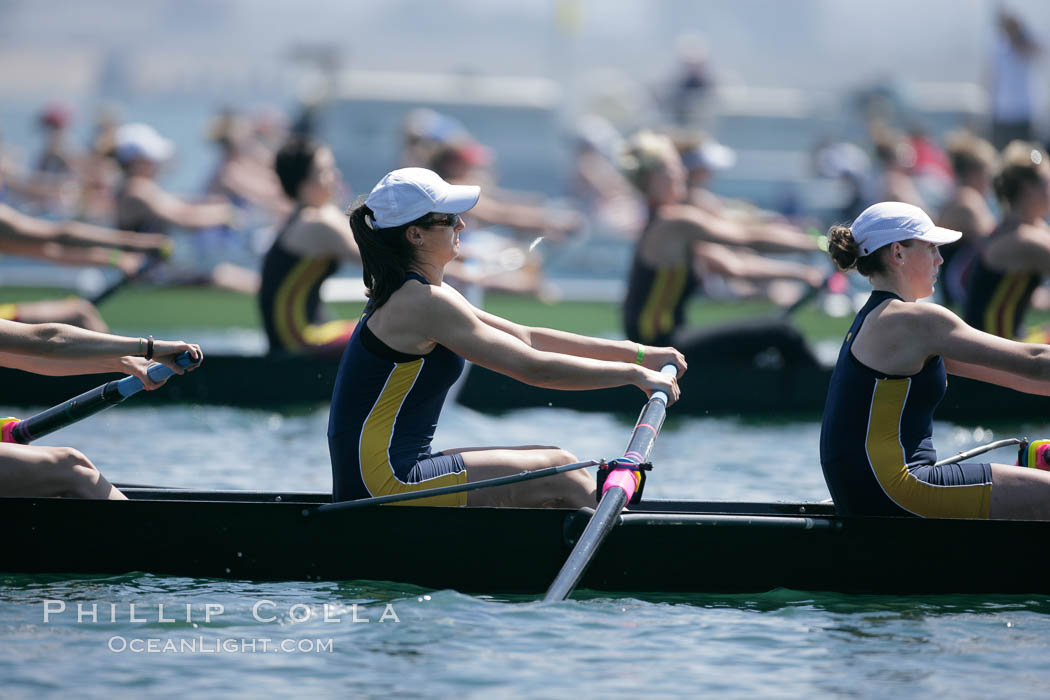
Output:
top-left (365, 167), bottom-right (481, 229)
top-left (114, 123), bottom-right (175, 164)
top-left (851, 201), bottom-right (961, 256)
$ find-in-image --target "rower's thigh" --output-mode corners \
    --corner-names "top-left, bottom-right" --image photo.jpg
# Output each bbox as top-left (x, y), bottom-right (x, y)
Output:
top-left (989, 463), bottom-right (1050, 520)
top-left (456, 447), bottom-right (594, 508)
top-left (0, 443), bottom-right (94, 497)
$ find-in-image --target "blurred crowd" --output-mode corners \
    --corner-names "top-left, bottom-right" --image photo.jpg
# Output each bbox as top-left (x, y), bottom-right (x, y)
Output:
top-left (1, 6), bottom-right (1048, 349)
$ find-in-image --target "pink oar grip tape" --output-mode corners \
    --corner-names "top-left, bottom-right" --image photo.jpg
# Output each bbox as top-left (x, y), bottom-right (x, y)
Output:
top-left (1, 418), bottom-right (20, 444)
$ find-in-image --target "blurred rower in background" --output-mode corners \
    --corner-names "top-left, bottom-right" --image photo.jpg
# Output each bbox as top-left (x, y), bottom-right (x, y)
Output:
top-left (962, 141), bottom-right (1050, 342)
top-left (0, 151), bottom-right (169, 331)
top-left (113, 122), bottom-right (260, 293)
top-left (258, 136), bottom-right (360, 356)
top-left (620, 130), bottom-right (823, 367)
top-left (936, 130), bottom-right (999, 307)
top-left (197, 109), bottom-right (292, 271)
top-left (429, 140), bottom-right (583, 298)
top-left (114, 122), bottom-right (233, 238)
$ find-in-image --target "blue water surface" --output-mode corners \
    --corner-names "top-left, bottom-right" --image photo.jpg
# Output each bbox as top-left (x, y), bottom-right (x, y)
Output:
top-left (1, 401), bottom-right (1047, 697)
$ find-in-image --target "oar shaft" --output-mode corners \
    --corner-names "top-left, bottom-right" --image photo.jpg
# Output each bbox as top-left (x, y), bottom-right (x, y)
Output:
top-left (315, 459), bottom-right (600, 513)
top-left (544, 363), bottom-right (678, 602)
top-left (6, 352), bottom-right (195, 444)
top-left (89, 253), bottom-right (164, 306)
top-left (932, 438), bottom-right (1022, 467)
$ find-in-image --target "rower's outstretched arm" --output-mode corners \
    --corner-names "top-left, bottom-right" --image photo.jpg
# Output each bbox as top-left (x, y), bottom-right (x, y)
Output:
top-left (657, 204), bottom-right (817, 253)
top-left (421, 286), bottom-right (679, 400)
top-left (0, 320), bottom-right (201, 377)
top-left (126, 180), bottom-right (233, 230)
top-left (918, 304), bottom-right (1050, 394)
top-left (0, 204), bottom-right (169, 253)
top-left (447, 284), bottom-right (687, 376)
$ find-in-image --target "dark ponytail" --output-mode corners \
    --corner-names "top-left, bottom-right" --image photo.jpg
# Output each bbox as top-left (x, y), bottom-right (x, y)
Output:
top-left (827, 224), bottom-right (903, 277)
top-left (347, 200), bottom-right (421, 310)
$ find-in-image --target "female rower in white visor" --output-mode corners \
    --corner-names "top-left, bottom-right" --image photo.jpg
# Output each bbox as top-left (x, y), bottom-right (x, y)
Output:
top-left (329, 168), bottom-right (685, 508)
top-left (821, 201), bottom-right (1050, 520)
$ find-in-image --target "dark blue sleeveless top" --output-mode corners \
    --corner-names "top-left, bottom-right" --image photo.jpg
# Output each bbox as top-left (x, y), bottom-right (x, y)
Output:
top-left (623, 210), bottom-right (700, 346)
top-left (327, 273), bottom-right (465, 501)
top-left (819, 291), bottom-right (946, 516)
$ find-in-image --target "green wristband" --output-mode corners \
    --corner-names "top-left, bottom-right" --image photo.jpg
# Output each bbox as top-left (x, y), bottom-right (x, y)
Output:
top-left (635, 344), bottom-right (645, 365)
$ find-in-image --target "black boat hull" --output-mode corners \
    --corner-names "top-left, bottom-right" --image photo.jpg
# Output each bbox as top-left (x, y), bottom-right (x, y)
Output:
top-left (3, 492), bottom-right (1047, 594)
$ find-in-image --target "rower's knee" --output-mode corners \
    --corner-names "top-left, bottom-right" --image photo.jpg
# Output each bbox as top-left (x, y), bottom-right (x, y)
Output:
top-left (549, 448), bottom-right (577, 466)
top-left (48, 447), bottom-right (103, 497)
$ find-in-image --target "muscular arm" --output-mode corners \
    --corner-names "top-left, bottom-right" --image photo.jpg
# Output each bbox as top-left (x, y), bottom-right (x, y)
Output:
top-left (0, 320), bottom-right (201, 379)
top-left (0, 319), bottom-right (142, 365)
top-left (918, 304), bottom-right (1050, 393)
top-left (455, 286), bottom-right (687, 374)
top-left (418, 286), bottom-right (659, 392)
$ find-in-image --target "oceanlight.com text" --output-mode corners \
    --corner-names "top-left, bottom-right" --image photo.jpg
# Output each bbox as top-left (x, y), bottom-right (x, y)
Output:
top-left (108, 636), bottom-right (335, 654)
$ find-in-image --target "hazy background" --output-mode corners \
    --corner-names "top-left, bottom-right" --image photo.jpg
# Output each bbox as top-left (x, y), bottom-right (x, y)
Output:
top-left (3, 0), bottom-right (1048, 95)
top-left (2, 0), bottom-right (1049, 205)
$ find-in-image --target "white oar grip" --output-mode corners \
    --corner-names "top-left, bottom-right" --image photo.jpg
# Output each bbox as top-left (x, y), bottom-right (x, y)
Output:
top-left (650, 363), bottom-right (679, 405)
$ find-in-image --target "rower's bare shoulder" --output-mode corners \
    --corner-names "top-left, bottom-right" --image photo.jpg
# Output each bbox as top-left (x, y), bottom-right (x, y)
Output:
top-left (879, 299), bottom-right (958, 333)
top-left (392, 280), bottom-right (463, 314)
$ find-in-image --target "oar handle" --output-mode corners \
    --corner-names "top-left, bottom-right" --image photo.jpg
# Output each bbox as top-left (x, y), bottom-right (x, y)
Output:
top-left (3, 351), bottom-right (199, 444)
top-left (543, 363), bottom-right (680, 602)
top-left (602, 363), bottom-right (679, 501)
top-left (116, 351), bottom-right (198, 397)
top-left (648, 363), bottom-right (679, 406)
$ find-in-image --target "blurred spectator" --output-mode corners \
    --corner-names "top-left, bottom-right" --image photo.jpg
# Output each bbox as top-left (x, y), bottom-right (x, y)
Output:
top-left (869, 123), bottom-right (926, 208)
top-left (677, 133), bottom-right (738, 216)
top-left (990, 9), bottom-right (1040, 149)
top-left (430, 141), bottom-right (582, 243)
top-left (667, 33), bottom-right (715, 127)
top-left (34, 102), bottom-right (78, 179)
top-left (813, 139), bottom-right (872, 223)
top-left (76, 104), bottom-right (124, 225)
top-left (399, 108), bottom-right (470, 169)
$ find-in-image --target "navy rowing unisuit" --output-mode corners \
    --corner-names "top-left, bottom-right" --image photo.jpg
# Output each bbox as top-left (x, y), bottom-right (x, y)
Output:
top-left (820, 290), bottom-right (992, 518)
top-left (327, 273), bottom-right (467, 505)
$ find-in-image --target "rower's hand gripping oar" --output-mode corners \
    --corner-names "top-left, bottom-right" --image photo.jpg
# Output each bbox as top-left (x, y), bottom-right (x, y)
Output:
top-left (0, 351), bottom-right (198, 445)
top-left (544, 363), bottom-right (678, 602)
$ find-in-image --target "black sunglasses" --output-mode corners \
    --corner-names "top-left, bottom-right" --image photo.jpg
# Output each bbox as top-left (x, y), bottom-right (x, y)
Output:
top-left (421, 213), bottom-right (461, 228)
